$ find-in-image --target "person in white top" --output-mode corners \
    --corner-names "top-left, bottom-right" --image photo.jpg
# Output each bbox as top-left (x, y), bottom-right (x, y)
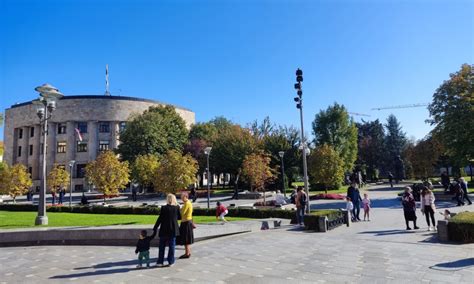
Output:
top-left (420, 186), bottom-right (436, 231)
top-left (346, 197), bottom-right (354, 222)
top-left (275, 190), bottom-right (287, 206)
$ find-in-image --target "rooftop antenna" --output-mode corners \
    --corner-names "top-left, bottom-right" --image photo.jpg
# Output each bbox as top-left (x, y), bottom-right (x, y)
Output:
top-left (105, 64), bottom-right (111, 96)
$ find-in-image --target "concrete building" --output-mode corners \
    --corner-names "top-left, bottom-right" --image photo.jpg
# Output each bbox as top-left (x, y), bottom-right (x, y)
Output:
top-left (3, 95), bottom-right (195, 192)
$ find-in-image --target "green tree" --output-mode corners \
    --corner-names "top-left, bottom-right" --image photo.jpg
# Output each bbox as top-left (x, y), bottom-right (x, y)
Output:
top-left (384, 114), bottom-right (407, 173)
top-left (0, 164), bottom-right (32, 202)
top-left (189, 122), bottom-right (218, 142)
top-left (428, 64), bottom-right (474, 166)
top-left (404, 136), bottom-right (443, 179)
top-left (241, 153), bottom-right (275, 192)
top-left (356, 119), bottom-right (385, 180)
top-left (47, 164), bottom-right (70, 194)
top-left (153, 150), bottom-right (198, 193)
top-left (117, 105), bottom-right (189, 162)
top-left (211, 125), bottom-right (260, 185)
top-left (312, 103), bottom-right (358, 172)
top-left (308, 144), bottom-right (344, 193)
top-left (131, 154), bottom-right (160, 190)
top-left (85, 151), bottom-right (130, 202)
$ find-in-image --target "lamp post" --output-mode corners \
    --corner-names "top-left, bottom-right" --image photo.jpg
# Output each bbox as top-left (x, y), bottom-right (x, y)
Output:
top-left (204, 147), bottom-right (212, 209)
top-left (34, 84), bottom-right (63, 225)
top-left (68, 160), bottom-right (75, 207)
top-left (293, 69), bottom-right (311, 214)
top-left (278, 151), bottom-right (286, 197)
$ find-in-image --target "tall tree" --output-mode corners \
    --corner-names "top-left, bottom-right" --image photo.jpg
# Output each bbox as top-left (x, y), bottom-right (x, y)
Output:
top-left (312, 103), bottom-right (358, 172)
top-left (356, 119), bottom-right (385, 180)
top-left (117, 105), bottom-right (189, 162)
top-left (308, 144), bottom-right (344, 193)
top-left (47, 164), bottom-right (70, 194)
top-left (131, 154), bottom-right (160, 190)
top-left (85, 151), bottom-right (130, 202)
top-left (0, 164), bottom-right (32, 202)
top-left (384, 114), bottom-right (408, 173)
top-left (428, 64), bottom-right (474, 166)
top-left (153, 150), bottom-right (198, 194)
top-left (404, 136), bottom-right (443, 179)
top-left (189, 122), bottom-right (218, 142)
top-left (241, 153), bottom-right (275, 192)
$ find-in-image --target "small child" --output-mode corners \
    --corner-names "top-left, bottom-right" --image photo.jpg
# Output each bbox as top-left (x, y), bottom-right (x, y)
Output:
top-left (346, 197), bottom-right (354, 222)
top-left (439, 209), bottom-right (451, 221)
top-left (362, 193), bottom-right (371, 221)
top-left (216, 201), bottom-right (228, 223)
top-left (135, 229), bottom-right (156, 268)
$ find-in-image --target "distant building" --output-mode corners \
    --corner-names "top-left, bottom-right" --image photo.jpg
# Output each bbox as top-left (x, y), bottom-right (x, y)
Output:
top-left (3, 95), bottom-right (195, 192)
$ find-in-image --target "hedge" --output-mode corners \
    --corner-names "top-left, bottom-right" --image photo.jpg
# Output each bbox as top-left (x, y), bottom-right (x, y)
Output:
top-left (448, 211), bottom-right (474, 243)
top-left (0, 204), bottom-right (341, 226)
top-left (304, 210), bottom-right (344, 231)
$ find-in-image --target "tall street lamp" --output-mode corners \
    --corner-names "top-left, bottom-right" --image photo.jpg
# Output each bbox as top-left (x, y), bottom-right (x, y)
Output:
top-left (68, 160), bottom-right (75, 207)
top-left (33, 83), bottom-right (63, 225)
top-left (293, 69), bottom-right (311, 214)
top-left (278, 151), bottom-right (286, 197)
top-left (204, 147), bottom-right (212, 209)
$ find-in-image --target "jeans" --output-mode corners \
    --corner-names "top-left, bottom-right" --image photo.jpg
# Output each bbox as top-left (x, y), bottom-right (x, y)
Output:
top-left (138, 251), bottom-right (150, 267)
top-left (352, 203), bottom-right (361, 220)
top-left (158, 237), bottom-right (176, 265)
top-left (296, 206), bottom-right (305, 225)
top-left (424, 205), bottom-right (435, 227)
top-left (462, 189), bottom-right (472, 204)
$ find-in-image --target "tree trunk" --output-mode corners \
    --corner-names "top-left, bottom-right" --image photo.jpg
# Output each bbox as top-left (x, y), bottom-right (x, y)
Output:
top-left (325, 185), bottom-right (328, 195)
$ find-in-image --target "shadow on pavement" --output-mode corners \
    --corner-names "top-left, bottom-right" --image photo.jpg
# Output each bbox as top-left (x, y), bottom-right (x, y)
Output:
top-left (358, 229), bottom-right (417, 236)
top-left (75, 258), bottom-right (157, 270)
top-left (430, 258), bottom-right (474, 271)
top-left (50, 267), bottom-right (135, 279)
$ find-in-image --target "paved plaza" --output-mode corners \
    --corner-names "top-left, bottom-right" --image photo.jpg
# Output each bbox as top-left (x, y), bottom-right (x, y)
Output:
top-left (1, 184), bottom-right (473, 283)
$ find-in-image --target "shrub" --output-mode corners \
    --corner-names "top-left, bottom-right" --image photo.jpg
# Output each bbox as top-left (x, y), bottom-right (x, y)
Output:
top-left (448, 211), bottom-right (474, 243)
top-left (309, 193), bottom-right (345, 200)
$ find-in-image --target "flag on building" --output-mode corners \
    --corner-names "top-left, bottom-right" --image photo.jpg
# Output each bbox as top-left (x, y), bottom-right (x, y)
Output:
top-left (75, 128), bottom-right (83, 141)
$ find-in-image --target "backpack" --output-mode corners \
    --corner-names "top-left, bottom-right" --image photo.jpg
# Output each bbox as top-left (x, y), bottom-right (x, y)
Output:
top-left (300, 193), bottom-right (307, 205)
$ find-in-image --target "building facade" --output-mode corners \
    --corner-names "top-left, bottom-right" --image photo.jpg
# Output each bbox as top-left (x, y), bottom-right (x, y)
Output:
top-left (3, 95), bottom-right (195, 192)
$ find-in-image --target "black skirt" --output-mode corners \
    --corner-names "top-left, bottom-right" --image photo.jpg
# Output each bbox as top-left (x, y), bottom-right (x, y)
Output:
top-left (178, 221), bottom-right (194, 245)
top-left (404, 210), bottom-right (417, 221)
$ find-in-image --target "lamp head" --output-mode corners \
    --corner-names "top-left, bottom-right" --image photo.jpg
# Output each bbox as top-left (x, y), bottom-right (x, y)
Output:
top-left (47, 100), bottom-right (56, 113)
top-left (36, 107), bottom-right (45, 119)
top-left (204, 146), bottom-right (212, 155)
top-left (278, 151), bottom-right (285, 158)
top-left (69, 160), bottom-right (76, 167)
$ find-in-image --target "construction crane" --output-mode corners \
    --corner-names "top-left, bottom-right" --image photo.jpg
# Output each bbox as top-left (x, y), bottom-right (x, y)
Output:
top-left (348, 112), bottom-right (371, 117)
top-left (371, 103), bottom-right (429, 111)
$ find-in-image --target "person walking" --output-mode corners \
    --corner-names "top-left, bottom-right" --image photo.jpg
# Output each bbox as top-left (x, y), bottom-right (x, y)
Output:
top-left (347, 183), bottom-right (362, 221)
top-left (295, 187), bottom-right (307, 225)
top-left (388, 172), bottom-right (394, 188)
top-left (402, 187), bottom-right (419, 230)
top-left (58, 188), bottom-right (64, 205)
top-left (440, 172), bottom-right (450, 192)
top-left (459, 177), bottom-right (472, 205)
top-left (153, 194), bottom-right (181, 267)
top-left (420, 187), bottom-right (436, 231)
top-left (362, 193), bottom-right (371, 221)
top-left (178, 192), bottom-right (194, 259)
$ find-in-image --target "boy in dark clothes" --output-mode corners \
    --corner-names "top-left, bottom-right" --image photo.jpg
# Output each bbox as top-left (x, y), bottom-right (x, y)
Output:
top-left (135, 229), bottom-right (156, 268)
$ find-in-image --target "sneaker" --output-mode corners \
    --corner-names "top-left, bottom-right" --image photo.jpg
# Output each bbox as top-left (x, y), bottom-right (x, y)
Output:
top-left (136, 265), bottom-right (142, 269)
top-left (156, 263), bottom-right (164, 267)
top-left (406, 227), bottom-right (412, 230)
top-left (168, 263), bottom-right (175, 267)
top-left (434, 226), bottom-right (437, 231)
top-left (414, 226), bottom-right (420, 229)
top-left (428, 227), bottom-right (432, 231)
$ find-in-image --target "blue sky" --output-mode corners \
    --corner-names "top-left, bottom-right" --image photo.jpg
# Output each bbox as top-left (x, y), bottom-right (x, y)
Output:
top-left (1, 0), bottom-right (473, 141)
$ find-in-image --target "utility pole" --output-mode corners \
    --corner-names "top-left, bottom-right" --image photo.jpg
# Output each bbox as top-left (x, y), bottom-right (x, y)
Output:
top-left (293, 68), bottom-right (310, 214)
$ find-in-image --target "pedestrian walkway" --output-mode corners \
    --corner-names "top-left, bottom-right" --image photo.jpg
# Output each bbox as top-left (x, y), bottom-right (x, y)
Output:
top-left (1, 184), bottom-right (473, 283)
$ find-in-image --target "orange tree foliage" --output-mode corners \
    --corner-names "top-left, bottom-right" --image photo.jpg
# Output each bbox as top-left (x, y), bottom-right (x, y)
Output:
top-left (85, 151), bottom-right (130, 197)
top-left (241, 153), bottom-right (276, 192)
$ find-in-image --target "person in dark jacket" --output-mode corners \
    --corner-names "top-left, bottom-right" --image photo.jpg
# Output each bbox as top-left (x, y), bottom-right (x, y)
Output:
top-left (402, 187), bottom-right (419, 230)
top-left (347, 183), bottom-right (362, 221)
top-left (153, 194), bottom-right (181, 267)
top-left (135, 229), bottom-right (157, 268)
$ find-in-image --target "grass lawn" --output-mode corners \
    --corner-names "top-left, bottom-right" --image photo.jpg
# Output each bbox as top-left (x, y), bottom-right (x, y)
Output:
top-left (0, 211), bottom-right (251, 229)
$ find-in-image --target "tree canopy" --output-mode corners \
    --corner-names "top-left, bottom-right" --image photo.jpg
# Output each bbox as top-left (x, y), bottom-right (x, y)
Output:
top-left (241, 153), bottom-right (275, 192)
top-left (153, 150), bottom-right (198, 193)
top-left (131, 154), bottom-right (160, 189)
top-left (356, 119), bottom-right (385, 180)
top-left (384, 114), bottom-right (408, 173)
top-left (117, 105), bottom-right (189, 162)
top-left (47, 164), bottom-right (70, 193)
top-left (308, 144), bottom-right (344, 192)
top-left (312, 103), bottom-right (358, 172)
top-left (0, 164), bottom-right (32, 202)
top-left (428, 64), bottom-right (474, 166)
top-left (85, 151), bottom-right (130, 197)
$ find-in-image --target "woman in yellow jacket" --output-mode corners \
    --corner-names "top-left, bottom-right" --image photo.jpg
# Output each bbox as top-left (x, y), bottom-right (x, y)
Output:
top-left (178, 192), bottom-right (194, 259)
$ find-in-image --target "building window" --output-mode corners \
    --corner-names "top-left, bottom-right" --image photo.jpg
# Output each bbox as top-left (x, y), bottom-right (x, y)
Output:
top-left (30, 127), bottom-right (35, 137)
top-left (77, 141), bottom-right (88, 152)
top-left (57, 142), bottom-right (67, 153)
top-left (74, 184), bottom-right (84, 192)
top-left (119, 122), bottom-right (126, 132)
top-left (76, 164), bottom-right (86, 178)
top-left (77, 122), bottom-right (88, 134)
top-left (28, 167), bottom-right (32, 175)
top-left (99, 140), bottom-right (110, 152)
top-left (18, 146), bottom-right (22, 157)
top-left (29, 145), bottom-right (33, 156)
top-left (18, 129), bottom-right (23, 139)
top-left (99, 122), bottom-right (110, 133)
top-left (58, 123), bottom-right (67, 134)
